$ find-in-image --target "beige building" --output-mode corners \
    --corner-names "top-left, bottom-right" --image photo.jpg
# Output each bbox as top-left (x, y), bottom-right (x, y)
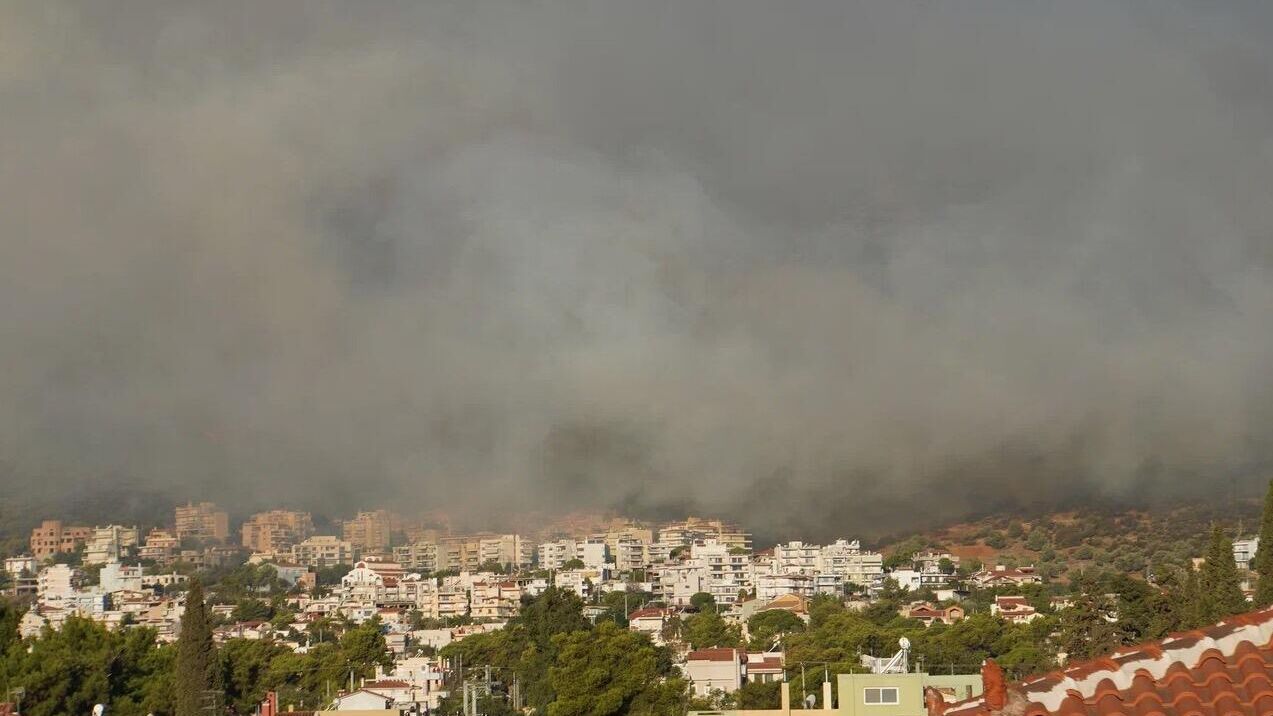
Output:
top-left (292, 535), bottom-right (355, 567)
top-left (174, 502), bottom-right (229, 543)
top-left (342, 510), bottom-right (399, 553)
top-left (393, 541), bottom-right (439, 572)
top-left (84, 525), bottom-right (140, 565)
top-left (29, 520), bottom-right (93, 561)
top-left (138, 529), bottom-right (181, 565)
top-left (242, 510), bottom-right (314, 554)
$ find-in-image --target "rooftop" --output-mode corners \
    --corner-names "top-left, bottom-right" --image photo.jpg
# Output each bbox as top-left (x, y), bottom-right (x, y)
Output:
top-left (932, 608), bottom-right (1273, 716)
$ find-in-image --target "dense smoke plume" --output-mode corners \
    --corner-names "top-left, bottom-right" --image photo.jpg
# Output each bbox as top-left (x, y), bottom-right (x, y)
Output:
top-left (3, 1), bottom-right (1273, 539)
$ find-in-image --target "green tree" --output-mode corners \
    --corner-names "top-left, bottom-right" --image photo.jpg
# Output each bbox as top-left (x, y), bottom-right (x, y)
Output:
top-left (683, 610), bottom-right (741, 649)
top-left (690, 592), bottom-right (717, 613)
top-left (1055, 594), bottom-right (1121, 661)
top-left (747, 609), bottom-right (806, 651)
top-left (231, 598), bottom-right (272, 623)
top-left (561, 558), bottom-right (585, 570)
top-left (175, 578), bottom-right (221, 716)
top-left (218, 639), bottom-right (292, 713)
top-left (1254, 478), bottom-right (1273, 605)
top-left (1198, 525), bottom-right (1247, 623)
top-left (735, 681), bottom-right (782, 709)
top-left (2, 617), bottom-right (174, 716)
top-left (546, 622), bottom-right (677, 716)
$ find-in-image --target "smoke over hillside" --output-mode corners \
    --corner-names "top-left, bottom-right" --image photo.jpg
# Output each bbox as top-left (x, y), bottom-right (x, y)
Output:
top-left (3, 1), bottom-right (1273, 538)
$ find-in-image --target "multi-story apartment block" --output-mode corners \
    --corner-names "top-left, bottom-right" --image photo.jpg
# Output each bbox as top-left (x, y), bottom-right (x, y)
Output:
top-left (773, 541), bottom-right (821, 575)
top-left (658, 518), bottom-right (752, 553)
top-left (174, 502), bottom-right (229, 543)
top-left (913, 550), bottom-right (961, 572)
top-left (578, 539), bottom-right (610, 570)
top-left (477, 534), bottom-right (534, 570)
top-left (37, 564), bottom-right (84, 604)
top-left (342, 510), bottom-right (398, 554)
top-left (138, 529), bottom-right (180, 565)
top-left (692, 541), bottom-right (753, 605)
top-left (242, 510), bottom-right (315, 554)
top-left (656, 561), bottom-right (706, 606)
top-left (818, 539), bottom-right (885, 586)
top-left (537, 540), bottom-right (578, 570)
top-left (755, 572), bottom-right (815, 602)
top-left (1235, 537), bottom-right (1260, 570)
top-left (413, 584), bottom-right (469, 621)
top-left (84, 525), bottom-right (140, 565)
top-left (29, 520), bottom-right (93, 560)
top-left (4, 555), bottom-right (36, 578)
top-left (647, 541), bottom-right (682, 565)
top-left (612, 538), bottom-right (649, 573)
top-left (291, 535), bottom-right (355, 567)
top-left (394, 541), bottom-right (439, 572)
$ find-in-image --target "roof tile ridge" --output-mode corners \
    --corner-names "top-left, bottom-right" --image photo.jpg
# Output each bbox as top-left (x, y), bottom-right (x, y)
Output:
top-left (1029, 612), bottom-right (1273, 712)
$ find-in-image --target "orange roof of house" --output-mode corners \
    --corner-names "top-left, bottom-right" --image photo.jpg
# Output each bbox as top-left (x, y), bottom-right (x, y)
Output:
top-left (931, 608), bottom-right (1273, 716)
top-left (688, 647), bottom-right (746, 662)
top-left (628, 607), bottom-right (671, 620)
top-left (749, 657), bottom-right (785, 673)
top-left (362, 680), bottom-right (410, 689)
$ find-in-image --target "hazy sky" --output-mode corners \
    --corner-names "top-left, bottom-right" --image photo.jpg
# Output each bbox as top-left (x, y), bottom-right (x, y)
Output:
top-left (3, 1), bottom-right (1273, 538)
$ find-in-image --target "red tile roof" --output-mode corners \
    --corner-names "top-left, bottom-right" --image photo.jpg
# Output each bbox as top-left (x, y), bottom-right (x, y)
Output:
top-left (362, 679), bottom-right (410, 689)
top-left (688, 647), bottom-right (746, 662)
top-left (628, 607), bottom-right (671, 620)
top-left (749, 657), bottom-right (785, 673)
top-left (930, 608), bottom-right (1273, 716)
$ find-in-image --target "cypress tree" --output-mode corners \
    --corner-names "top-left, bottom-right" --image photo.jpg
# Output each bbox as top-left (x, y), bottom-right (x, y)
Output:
top-left (175, 578), bottom-right (220, 716)
top-left (1199, 525), bottom-right (1248, 623)
top-left (1179, 566), bottom-right (1203, 629)
top-left (1254, 479), bottom-right (1273, 605)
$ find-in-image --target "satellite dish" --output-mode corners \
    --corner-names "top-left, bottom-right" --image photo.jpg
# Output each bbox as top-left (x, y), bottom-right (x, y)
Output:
top-left (899, 637), bottom-right (911, 650)
top-left (93, 706), bottom-right (106, 716)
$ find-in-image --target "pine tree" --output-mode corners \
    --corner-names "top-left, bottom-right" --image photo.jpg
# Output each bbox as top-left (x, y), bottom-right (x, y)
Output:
top-left (1254, 479), bottom-right (1273, 605)
top-left (175, 578), bottom-right (221, 716)
top-left (1198, 525), bottom-right (1248, 623)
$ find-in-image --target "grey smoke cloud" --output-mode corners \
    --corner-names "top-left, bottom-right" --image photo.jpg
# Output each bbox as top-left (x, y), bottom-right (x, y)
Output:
top-left (3, 0), bottom-right (1273, 538)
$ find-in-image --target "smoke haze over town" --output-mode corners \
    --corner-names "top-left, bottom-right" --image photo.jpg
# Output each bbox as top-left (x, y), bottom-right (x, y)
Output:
top-left (4, 0), bottom-right (1273, 539)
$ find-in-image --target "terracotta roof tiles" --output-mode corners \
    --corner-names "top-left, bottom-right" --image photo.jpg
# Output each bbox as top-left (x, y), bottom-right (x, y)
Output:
top-left (934, 608), bottom-right (1273, 716)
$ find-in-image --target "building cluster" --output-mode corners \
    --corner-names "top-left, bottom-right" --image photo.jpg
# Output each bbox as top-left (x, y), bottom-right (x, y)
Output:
top-left (7, 505), bottom-right (1076, 712)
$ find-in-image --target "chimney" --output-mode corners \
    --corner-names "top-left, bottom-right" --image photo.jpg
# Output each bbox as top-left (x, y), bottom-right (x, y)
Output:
top-left (822, 680), bottom-right (833, 710)
top-left (982, 659), bottom-right (1006, 711)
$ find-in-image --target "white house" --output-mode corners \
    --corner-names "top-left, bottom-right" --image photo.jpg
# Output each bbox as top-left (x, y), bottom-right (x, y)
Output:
top-left (1235, 537), bottom-right (1260, 570)
top-left (684, 648), bottom-right (747, 696)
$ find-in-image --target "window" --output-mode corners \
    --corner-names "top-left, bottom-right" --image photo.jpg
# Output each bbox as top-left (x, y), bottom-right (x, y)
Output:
top-left (864, 687), bottom-right (900, 705)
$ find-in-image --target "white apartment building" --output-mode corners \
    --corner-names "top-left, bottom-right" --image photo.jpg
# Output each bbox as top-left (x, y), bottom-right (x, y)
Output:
top-left (818, 539), bottom-right (885, 586)
top-left (1235, 537), bottom-right (1260, 570)
top-left (612, 538), bottom-right (649, 573)
top-left (773, 541), bottom-right (821, 575)
top-left (755, 572), bottom-right (815, 602)
top-left (693, 541), bottom-right (753, 605)
top-left (4, 555), bottom-right (36, 578)
top-left (578, 540), bottom-right (610, 570)
top-left (538, 540), bottom-right (578, 570)
top-left (99, 561), bottom-right (144, 593)
top-left (84, 525), bottom-right (140, 566)
top-left (38, 564), bottom-right (83, 605)
top-left (647, 541), bottom-right (682, 565)
top-left (554, 568), bottom-right (604, 600)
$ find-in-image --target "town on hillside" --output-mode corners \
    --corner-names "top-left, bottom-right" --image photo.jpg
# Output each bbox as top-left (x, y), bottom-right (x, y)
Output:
top-left (3, 492), bottom-right (1272, 715)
